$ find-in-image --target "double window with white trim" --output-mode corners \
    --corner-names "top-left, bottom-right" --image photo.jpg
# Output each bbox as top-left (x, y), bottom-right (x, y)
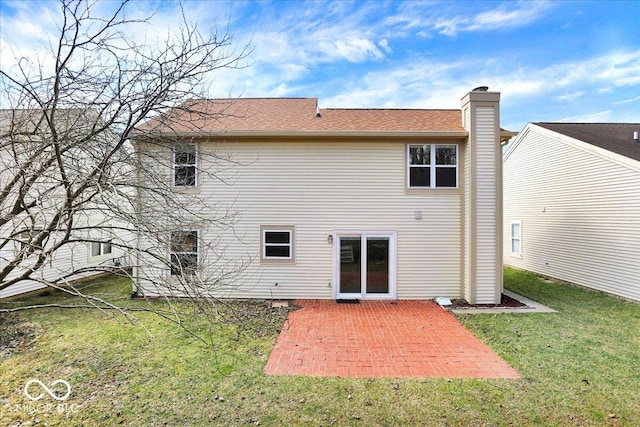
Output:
top-left (407, 144), bottom-right (458, 188)
top-left (91, 241), bottom-right (112, 257)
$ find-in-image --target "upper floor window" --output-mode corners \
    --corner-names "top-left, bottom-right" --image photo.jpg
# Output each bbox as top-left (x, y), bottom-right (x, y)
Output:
top-left (407, 144), bottom-right (457, 188)
top-left (170, 230), bottom-right (199, 276)
top-left (173, 143), bottom-right (197, 187)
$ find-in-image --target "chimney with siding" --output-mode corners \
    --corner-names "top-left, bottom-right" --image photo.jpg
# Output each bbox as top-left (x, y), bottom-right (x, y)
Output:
top-left (460, 88), bottom-right (502, 304)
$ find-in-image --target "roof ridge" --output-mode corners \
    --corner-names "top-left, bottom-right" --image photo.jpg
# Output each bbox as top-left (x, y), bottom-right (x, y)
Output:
top-left (202, 97), bottom-right (317, 101)
top-left (323, 108), bottom-right (460, 111)
top-left (536, 122), bottom-right (640, 125)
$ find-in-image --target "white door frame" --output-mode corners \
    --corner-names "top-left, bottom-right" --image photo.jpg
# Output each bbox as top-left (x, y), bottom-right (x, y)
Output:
top-left (332, 230), bottom-right (397, 300)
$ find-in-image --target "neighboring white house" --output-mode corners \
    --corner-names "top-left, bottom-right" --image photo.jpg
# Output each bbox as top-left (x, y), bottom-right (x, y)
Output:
top-left (0, 109), bottom-right (128, 300)
top-left (132, 88), bottom-right (514, 304)
top-left (503, 122), bottom-right (640, 302)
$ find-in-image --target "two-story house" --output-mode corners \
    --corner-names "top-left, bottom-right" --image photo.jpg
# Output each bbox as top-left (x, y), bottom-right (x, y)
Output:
top-left (0, 109), bottom-right (128, 299)
top-left (504, 122), bottom-right (640, 302)
top-left (132, 88), bottom-right (513, 304)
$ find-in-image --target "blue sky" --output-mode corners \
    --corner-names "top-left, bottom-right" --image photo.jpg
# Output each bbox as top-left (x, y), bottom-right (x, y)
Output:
top-left (1, 0), bottom-right (639, 131)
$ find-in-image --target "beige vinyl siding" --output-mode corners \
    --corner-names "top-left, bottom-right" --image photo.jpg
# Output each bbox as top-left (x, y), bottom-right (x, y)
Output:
top-left (504, 124), bottom-right (640, 302)
top-left (473, 106), bottom-right (500, 303)
top-left (138, 140), bottom-right (463, 300)
top-left (462, 136), bottom-right (472, 301)
top-left (0, 204), bottom-right (130, 300)
top-left (460, 92), bottom-right (502, 304)
top-left (0, 246), bottom-right (78, 299)
top-left (0, 140), bottom-right (132, 300)
top-left (0, 236), bottom-right (126, 299)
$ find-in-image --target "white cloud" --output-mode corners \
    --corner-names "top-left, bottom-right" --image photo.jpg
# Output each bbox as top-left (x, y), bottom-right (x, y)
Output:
top-left (321, 38), bottom-right (385, 62)
top-left (319, 59), bottom-right (472, 108)
top-left (434, 17), bottom-right (468, 37)
top-left (470, 3), bottom-right (549, 29)
top-left (233, 1), bottom-right (392, 68)
top-left (378, 39), bottom-right (392, 54)
top-left (485, 50), bottom-right (640, 99)
top-left (558, 110), bottom-right (613, 122)
top-left (1, 1), bottom-right (58, 40)
top-left (289, 45), bottom-right (640, 136)
top-left (434, 1), bottom-right (552, 36)
top-left (554, 91), bottom-right (585, 102)
top-left (613, 95), bottom-right (640, 106)
top-left (0, 1), bottom-right (244, 93)
top-left (0, 0), bottom-right (567, 105)
top-left (277, 63), bottom-right (310, 81)
top-left (487, 78), bottom-right (546, 97)
top-left (0, 1), bottom-right (60, 74)
top-left (2, 0), bottom-right (637, 128)
top-left (594, 51), bottom-right (640, 86)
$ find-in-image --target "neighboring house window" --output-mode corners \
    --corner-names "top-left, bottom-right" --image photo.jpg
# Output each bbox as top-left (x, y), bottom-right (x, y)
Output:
top-left (261, 226), bottom-right (295, 262)
top-left (510, 220), bottom-right (522, 257)
top-left (173, 143), bottom-right (197, 187)
top-left (17, 229), bottom-right (42, 253)
top-left (91, 241), bottom-right (112, 257)
top-left (170, 231), bottom-right (199, 276)
top-left (407, 144), bottom-right (458, 188)
top-left (19, 231), bottom-right (32, 251)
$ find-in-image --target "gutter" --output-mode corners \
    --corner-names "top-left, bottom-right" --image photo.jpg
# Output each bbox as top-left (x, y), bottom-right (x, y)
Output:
top-left (131, 129), bottom-right (518, 145)
top-left (500, 130), bottom-right (519, 145)
top-left (130, 130), bottom-right (470, 140)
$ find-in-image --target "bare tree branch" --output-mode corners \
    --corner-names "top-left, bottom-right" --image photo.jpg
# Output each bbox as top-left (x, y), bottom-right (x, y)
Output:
top-left (1, 0), bottom-right (255, 345)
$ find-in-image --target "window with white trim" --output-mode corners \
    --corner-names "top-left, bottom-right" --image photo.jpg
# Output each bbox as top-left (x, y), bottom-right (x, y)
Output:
top-left (170, 231), bottom-right (199, 276)
top-left (261, 227), bottom-right (294, 262)
top-left (17, 229), bottom-right (42, 254)
top-left (407, 144), bottom-right (458, 188)
top-left (173, 143), bottom-right (197, 187)
top-left (510, 220), bottom-right (522, 257)
top-left (91, 241), bottom-right (112, 257)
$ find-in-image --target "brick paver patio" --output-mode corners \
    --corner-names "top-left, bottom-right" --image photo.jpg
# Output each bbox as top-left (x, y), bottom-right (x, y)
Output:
top-left (264, 300), bottom-right (520, 379)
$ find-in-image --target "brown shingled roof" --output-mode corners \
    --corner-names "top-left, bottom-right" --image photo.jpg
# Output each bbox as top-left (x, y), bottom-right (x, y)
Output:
top-left (535, 122), bottom-right (640, 162)
top-left (138, 98), bottom-right (465, 135)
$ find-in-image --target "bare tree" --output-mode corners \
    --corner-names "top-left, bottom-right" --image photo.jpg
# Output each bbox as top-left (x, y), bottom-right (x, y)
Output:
top-left (0, 0), bottom-right (256, 340)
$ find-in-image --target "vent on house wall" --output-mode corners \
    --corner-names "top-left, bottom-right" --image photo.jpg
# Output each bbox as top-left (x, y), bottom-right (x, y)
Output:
top-left (634, 131), bottom-right (639, 142)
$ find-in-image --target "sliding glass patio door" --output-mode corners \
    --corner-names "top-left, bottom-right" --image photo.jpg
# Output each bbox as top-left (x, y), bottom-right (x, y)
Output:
top-left (335, 232), bottom-right (396, 299)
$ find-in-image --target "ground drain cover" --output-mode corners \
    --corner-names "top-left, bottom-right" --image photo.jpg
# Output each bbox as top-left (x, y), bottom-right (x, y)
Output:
top-left (336, 299), bottom-right (360, 304)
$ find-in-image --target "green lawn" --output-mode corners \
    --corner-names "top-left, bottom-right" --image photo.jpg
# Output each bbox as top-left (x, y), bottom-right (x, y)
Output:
top-left (1, 268), bottom-right (639, 426)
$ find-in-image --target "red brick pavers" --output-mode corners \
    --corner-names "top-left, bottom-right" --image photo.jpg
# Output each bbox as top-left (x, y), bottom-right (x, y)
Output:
top-left (264, 300), bottom-right (520, 379)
